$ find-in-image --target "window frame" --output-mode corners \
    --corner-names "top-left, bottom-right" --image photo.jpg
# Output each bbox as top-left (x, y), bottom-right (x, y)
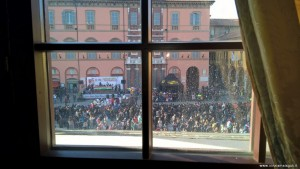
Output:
top-left (65, 52), bottom-right (76, 60)
top-left (111, 10), bottom-right (120, 30)
top-left (87, 52), bottom-right (97, 60)
top-left (62, 10), bottom-right (76, 30)
top-left (130, 11), bottom-right (138, 26)
top-left (48, 10), bottom-right (55, 29)
top-left (32, 0), bottom-right (267, 163)
top-left (171, 12), bottom-right (179, 30)
top-left (85, 10), bottom-right (95, 30)
top-left (153, 12), bottom-right (161, 26)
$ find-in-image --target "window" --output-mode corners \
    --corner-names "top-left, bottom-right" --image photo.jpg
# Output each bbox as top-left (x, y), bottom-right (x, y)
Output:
top-left (86, 67), bottom-right (100, 77)
top-left (192, 51), bottom-right (200, 59)
top-left (171, 52), bottom-right (179, 59)
top-left (67, 68), bottom-right (77, 75)
top-left (51, 52), bottom-right (57, 60)
top-left (87, 52), bottom-right (97, 60)
top-left (130, 11), bottom-right (138, 25)
top-left (111, 11), bottom-right (119, 30)
top-left (48, 10), bottom-right (55, 29)
top-left (66, 52), bottom-right (76, 60)
top-left (52, 67), bottom-right (59, 75)
top-left (153, 12), bottom-right (160, 26)
top-left (190, 12), bottom-right (200, 30)
top-left (33, 0), bottom-right (268, 164)
top-left (86, 10), bottom-right (95, 30)
top-left (111, 52), bottom-right (121, 59)
top-left (62, 10), bottom-right (76, 30)
top-left (111, 67), bottom-right (123, 75)
top-left (171, 12), bottom-right (179, 30)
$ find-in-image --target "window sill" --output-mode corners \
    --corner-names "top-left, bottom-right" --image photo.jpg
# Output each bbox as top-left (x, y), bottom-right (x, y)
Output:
top-left (42, 149), bottom-right (267, 163)
top-left (42, 149), bottom-right (142, 160)
top-left (40, 149), bottom-right (270, 168)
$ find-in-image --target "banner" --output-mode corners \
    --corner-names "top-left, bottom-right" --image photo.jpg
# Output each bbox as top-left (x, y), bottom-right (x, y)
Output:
top-left (86, 76), bottom-right (123, 89)
top-left (82, 94), bottom-right (109, 99)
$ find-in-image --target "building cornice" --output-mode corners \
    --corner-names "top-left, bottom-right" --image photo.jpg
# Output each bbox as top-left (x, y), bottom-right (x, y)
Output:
top-left (47, 0), bottom-right (215, 8)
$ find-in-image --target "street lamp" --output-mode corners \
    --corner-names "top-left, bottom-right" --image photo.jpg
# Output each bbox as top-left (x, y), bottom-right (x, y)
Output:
top-left (165, 52), bottom-right (170, 76)
top-left (73, 0), bottom-right (80, 96)
top-left (122, 53), bottom-right (127, 93)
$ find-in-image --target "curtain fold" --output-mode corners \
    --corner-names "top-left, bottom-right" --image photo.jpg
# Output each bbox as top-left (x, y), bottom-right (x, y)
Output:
top-left (235, 0), bottom-right (300, 166)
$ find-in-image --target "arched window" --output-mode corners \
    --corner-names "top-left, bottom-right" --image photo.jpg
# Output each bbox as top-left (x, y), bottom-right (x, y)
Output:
top-left (85, 37), bottom-right (97, 42)
top-left (52, 67), bottom-right (60, 75)
top-left (66, 67), bottom-right (78, 75)
top-left (63, 37), bottom-right (76, 42)
top-left (110, 38), bottom-right (122, 42)
top-left (86, 67), bottom-right (100, 77)
top-left (111, 67), bottom-right (123, 76)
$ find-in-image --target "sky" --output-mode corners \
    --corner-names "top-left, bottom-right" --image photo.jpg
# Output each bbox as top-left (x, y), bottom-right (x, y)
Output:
top-left (210, 0), bottom-right (238, 19)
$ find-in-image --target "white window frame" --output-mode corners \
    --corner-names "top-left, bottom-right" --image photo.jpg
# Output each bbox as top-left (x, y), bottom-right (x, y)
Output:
top-left (32, 0), bottom-right (267, 164)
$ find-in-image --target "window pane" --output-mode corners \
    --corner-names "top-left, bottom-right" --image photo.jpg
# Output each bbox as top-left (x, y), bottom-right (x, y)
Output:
top-left (87, 52), bottom-right (97, 60)
top-left (152, 50), bottom-right (253, 152)
top-left (152, 0), bottom-right (240, 42)
top-left (45, 0), bottom-right (141, 43)
top-left (48, 51), bottom-right (142, 149)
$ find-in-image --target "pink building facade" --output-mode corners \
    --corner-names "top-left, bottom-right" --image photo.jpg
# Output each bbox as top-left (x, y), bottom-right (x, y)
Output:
top-left (47, 0), bottom-right (214, 93)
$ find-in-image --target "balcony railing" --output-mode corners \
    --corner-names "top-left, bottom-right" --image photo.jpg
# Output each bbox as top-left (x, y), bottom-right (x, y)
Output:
top-left (64, 24), bottom-right (74, 30)
top-left (87, 24), bottom-right (95, 30)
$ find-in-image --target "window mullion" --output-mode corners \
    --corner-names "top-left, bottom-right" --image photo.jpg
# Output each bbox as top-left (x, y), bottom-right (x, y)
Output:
top-left (141, 0), bottom-right (152, 160)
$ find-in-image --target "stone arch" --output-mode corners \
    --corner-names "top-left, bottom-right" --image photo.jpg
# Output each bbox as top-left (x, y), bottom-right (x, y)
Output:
top-left (110, 38), bottom-right (122, 42)
top-left (186, 66), bottom-right (199, 95)
top-left (85, 37), bottom-right (97, 42)
top-left (63, 37), bottom-right (76, 42)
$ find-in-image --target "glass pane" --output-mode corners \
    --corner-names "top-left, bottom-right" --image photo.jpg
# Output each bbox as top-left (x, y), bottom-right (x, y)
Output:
top-left (152, 50), bottom-right (253, 152)
top-left (151, 0), bottom-right (240, 42)
top-left (49, 51), bottom-right (142, 149)
top-left (45, 0), bottom-right (141, 43)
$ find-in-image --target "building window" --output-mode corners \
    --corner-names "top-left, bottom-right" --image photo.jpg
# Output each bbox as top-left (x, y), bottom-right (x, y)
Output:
top-left (111, 67), bottom-right (123, 75)
top-left (153, 12), bottom-right (160, 26)
top-left (48, 10), bottom-right (55, 29)
top-left (171, 52), bottom-right (179, 59)
top-left (171, 12), bottom-right (179, 30)
top-left (85, 10), bottom-right (95, 30)
top-left (191, 51), bottom-right (200, 59)
top-left (62, 10), bottom-right (76, 30)
top-left (111, 11), bottom-right (119, 30)
top-left (67, 68), bottom-right (77, 75)
top-left (52, 68), bottom-right (59, 75)
top-left (66, 52), bottom-right (76, 60)
top-left (87, 52), bottom-right (97, 60)
top-left (86, 67), bottom-right (99, 77)
top-left (190, 12), bottom-right (200, 30)
top-left (111, 52), bottom-right (121, 59)
top-left (130, 11), bottom-right (138, 25)
top-left (51, 52), bottom-right (57, 60)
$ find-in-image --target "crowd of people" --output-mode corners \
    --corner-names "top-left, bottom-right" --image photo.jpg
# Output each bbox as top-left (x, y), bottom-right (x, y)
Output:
top-left (54, 94), bottom-right (251, 134)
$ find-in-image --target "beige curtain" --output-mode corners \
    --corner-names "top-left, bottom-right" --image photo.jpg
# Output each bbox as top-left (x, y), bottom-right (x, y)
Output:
top-left (296, 0), bottom-right (300, 21)
top-left (235, 0), bottom-right (300, 166)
